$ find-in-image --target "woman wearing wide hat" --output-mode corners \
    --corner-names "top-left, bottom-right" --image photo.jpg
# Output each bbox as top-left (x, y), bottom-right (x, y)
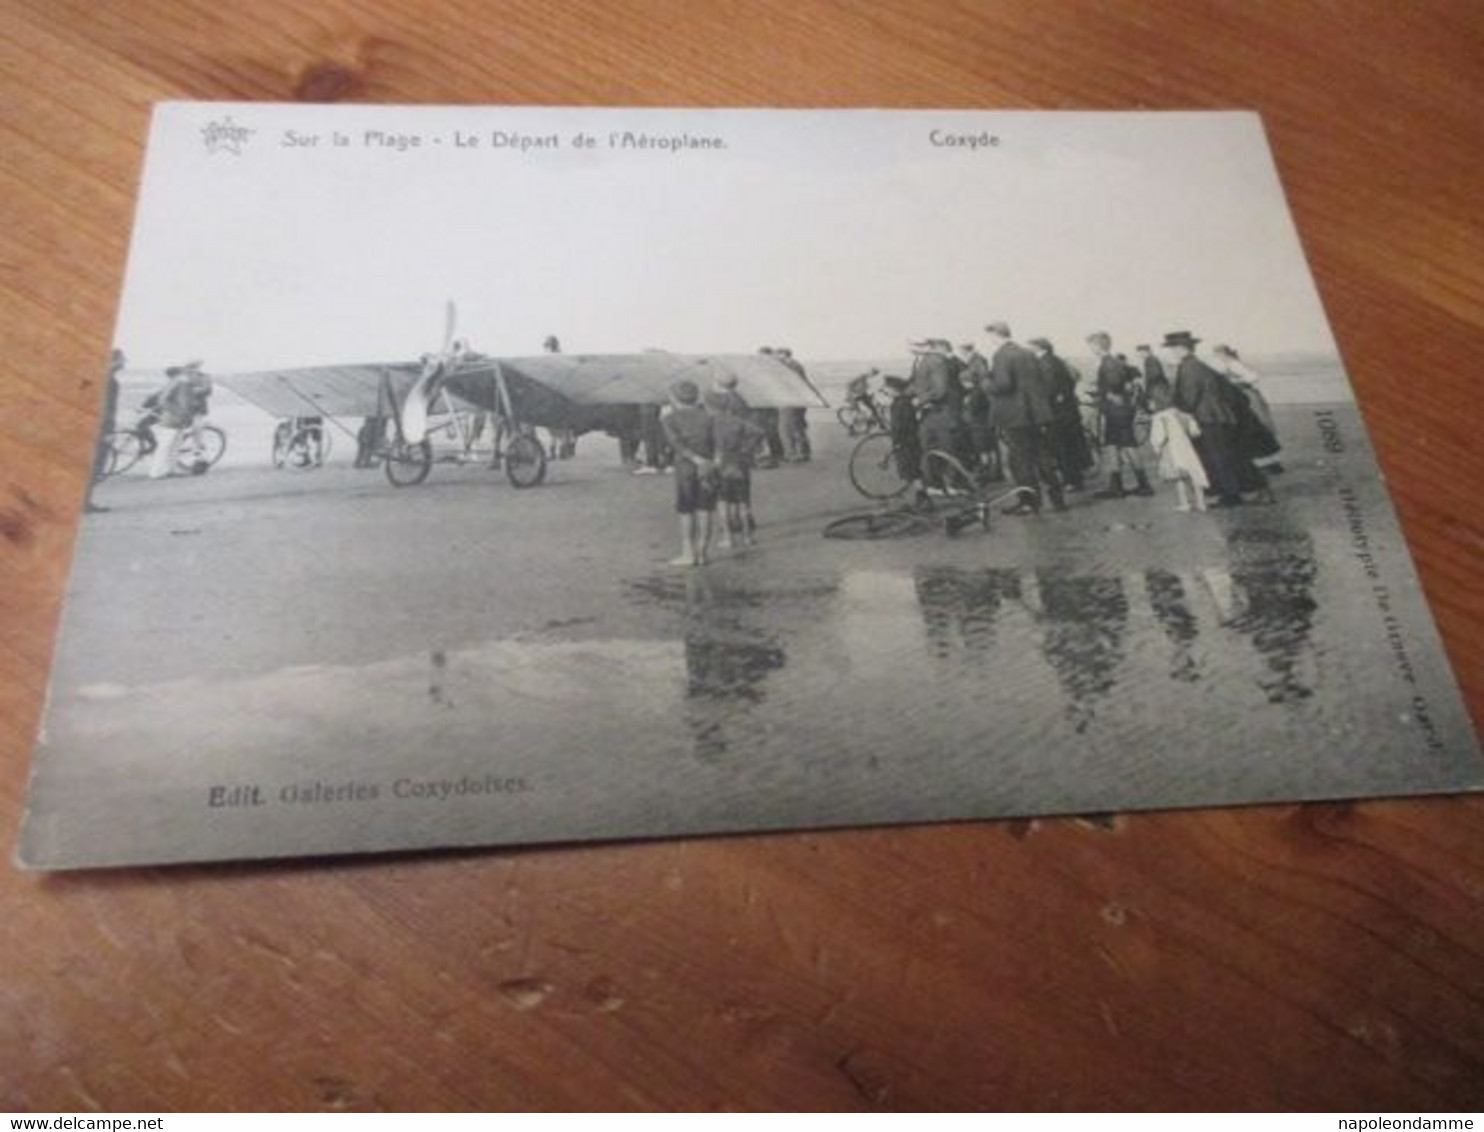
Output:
top-left (1213, 344), bottom-right (1283, 475)
top-left (1163, 331), bottom-right (1268, 506)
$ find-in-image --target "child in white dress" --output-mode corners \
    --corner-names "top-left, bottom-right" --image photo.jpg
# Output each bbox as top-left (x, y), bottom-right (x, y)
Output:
top-left (1146, 382), bottom-right (1208, 512)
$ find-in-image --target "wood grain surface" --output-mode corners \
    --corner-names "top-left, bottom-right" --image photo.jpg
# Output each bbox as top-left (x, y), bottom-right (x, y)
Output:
top-left (3, 0), bottom-right (1483, 1112)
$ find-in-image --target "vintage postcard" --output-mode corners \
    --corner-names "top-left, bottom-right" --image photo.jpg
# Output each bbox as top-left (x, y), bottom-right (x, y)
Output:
top-left (16, 105), bottom-right (1482, 869)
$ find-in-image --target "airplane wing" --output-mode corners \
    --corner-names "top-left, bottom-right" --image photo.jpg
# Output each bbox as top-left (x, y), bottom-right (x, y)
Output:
top-left (217, 352), bottom-right (827, 428)
top-left (215, 364), bottom-right (425, 419)
top-left (447, 352), bottom-right (829, 413)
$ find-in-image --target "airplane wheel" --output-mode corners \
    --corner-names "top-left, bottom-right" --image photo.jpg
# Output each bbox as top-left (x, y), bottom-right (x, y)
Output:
top-left (505, 434), bottom-right (547, 488)
top-left (384, 439), bottom-right (433, 487)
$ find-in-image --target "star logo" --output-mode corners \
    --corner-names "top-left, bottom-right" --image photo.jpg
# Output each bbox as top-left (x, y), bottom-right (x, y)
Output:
top-left (201, 116), bottom-right (255, 156)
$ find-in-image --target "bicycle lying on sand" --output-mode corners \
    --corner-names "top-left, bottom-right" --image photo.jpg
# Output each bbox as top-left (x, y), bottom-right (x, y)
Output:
top-left (828, 445), bottom-right (1035, 539)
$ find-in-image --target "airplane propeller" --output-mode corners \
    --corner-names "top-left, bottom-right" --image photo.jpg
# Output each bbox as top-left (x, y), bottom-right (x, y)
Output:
top-left (441, 299), bottom-right (457, 360)
top-left (400, 300), bottom-right (460, 445)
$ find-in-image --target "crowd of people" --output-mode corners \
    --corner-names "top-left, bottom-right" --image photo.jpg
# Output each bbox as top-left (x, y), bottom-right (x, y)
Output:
top-left (94, 327), bottom-right (1285, 570)
top-left (864, 324), bottom-right (1282, 517)
top-left (621, 345), bottom-right (813, 476)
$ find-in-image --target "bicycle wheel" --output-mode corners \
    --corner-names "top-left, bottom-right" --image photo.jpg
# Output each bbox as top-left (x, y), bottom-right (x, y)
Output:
top-left (922, 449), bottom-right (976, 497)
top-left (836, 405), bottom-right (865, 436)
top-left (104, 431), bottom-right (142, 476)
top-left (848, 431), bottom-right (910, 500)
top-left (823, 510), bottom-right (933, 540)
top-left (189, 425), bottom-right (227, 469)
top-left (285, 434), bottom-right (316, 471)
top-left (173, 431), bottom-right (213, 475)
top-left (384, 439), bottom-right (433, 487)
top-left (505, 433), bottom-right (547, 488)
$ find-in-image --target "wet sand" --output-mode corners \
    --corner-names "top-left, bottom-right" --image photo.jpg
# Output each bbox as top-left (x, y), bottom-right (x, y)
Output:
top-left (21, 403), bottom-right (1483, 866)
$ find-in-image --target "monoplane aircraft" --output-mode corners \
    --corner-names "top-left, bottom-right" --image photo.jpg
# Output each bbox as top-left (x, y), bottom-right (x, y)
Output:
top-left (217, 304), bottom-right (828, 487)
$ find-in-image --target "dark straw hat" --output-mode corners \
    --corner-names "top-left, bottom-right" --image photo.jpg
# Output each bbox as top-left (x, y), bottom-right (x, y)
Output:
top-left (1161, 330), bottom-right (1201, 349)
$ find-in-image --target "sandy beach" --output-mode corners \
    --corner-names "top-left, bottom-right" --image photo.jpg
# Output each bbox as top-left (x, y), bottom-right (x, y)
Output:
top-left (21, 400), bottom-right (1482, 867)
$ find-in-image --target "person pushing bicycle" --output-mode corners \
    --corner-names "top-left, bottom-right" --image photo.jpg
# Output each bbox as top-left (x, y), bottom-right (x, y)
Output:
top-left (149, 361), bottom-right (213, 479)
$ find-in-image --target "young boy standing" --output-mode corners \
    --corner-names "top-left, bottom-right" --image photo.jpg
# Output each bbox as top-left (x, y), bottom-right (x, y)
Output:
top-left (661, 380), bottom-right (718, 566)
top-left (705, 389), bottom-right (766, 551)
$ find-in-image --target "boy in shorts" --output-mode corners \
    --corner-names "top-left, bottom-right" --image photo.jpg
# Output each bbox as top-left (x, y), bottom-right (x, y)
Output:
top-left (705, 389), bottom-right (766, 551)
top-left (660, 379), bottom-right (718, 566)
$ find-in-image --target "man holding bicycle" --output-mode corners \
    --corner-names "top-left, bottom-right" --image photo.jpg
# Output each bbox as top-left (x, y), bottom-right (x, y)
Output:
top-left (149, 362), bottom-right (213, 479)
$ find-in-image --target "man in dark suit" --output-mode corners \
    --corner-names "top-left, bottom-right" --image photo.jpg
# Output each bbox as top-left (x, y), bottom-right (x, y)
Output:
top-left (1028, 337), bottom-right (1092, 493)
top-left (984, 321), bottom-right (1065, 514)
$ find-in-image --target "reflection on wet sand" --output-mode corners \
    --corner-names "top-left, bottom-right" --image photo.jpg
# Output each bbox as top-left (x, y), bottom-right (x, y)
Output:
top-left (1146, 569), bottom-right (1201, 684)
top-left (913, 568), bottom-right (1021, 667)
top-left (913, 566), bottom-right (1132, 732)
top-left (1035, 570), bottom-right (1130, 733)
top-left (627, 572), bottom-right (813, 760)
top-left (894, 524), bottom-right (1320, 731)
top-left (1225, 525), bottom-right (1319, 704)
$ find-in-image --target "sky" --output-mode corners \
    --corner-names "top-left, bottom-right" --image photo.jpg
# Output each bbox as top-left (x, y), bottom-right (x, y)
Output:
top-left (113, 105), bottom-right (1343, 372)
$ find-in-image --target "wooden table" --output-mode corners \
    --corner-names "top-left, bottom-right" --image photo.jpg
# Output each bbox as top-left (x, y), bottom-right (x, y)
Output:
top-left (3, 0), bottom-right (1482, 1111)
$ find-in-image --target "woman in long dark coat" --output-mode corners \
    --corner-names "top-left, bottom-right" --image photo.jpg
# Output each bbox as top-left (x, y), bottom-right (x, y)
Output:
top-left (1214, 344), bottom-right (1283, 475)
top-left (1165, 331), bottom-right (1270, 505)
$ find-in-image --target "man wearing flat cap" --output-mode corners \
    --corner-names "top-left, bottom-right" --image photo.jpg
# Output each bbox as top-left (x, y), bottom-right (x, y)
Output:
top-left (908, 339), bottom-right (965, 486)
top-left (958, 341), bottom-right (1001, 480)
top-left (1164, 330), bottom-right (1266, 506)
top-left (983, 322), bottom-right (1065, 514)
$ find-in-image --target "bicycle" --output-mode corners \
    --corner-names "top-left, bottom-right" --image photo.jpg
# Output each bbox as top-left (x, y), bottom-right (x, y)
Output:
top-left (99, 415), bottom-right (158, 477)
top-left (836, 391), bottom-right (890, 437)
top-left (272, 418), bottom-right (330, 471)
top-left (101, 414), bottom-right (225, 477)
top-left (847, 430), bottom-right (913, 500)
top-left (826, 448), bottom-right (1036, 540)
top-left (172, 423), bottom-right (228, 475)
top-left (847, 426), bottom-right (995, 500)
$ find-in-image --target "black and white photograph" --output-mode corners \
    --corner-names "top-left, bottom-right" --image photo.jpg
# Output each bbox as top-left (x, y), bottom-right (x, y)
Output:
top-left (18, 104), bottom-right (1483, 869)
